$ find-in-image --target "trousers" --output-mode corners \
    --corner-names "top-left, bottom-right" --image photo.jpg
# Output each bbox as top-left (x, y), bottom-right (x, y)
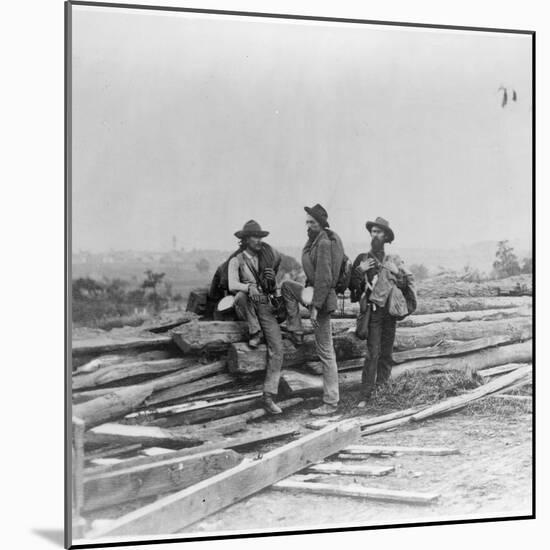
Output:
top-left (234, 291), bottom-right (284, 395)
top-left (281, 280), bottom-right (339, 406)
top-left (361, 304), bottom-right (397, 396)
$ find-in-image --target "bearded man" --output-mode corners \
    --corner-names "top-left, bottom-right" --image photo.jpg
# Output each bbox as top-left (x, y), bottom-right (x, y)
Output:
top-left (349, 217), bottom-right (416, 407)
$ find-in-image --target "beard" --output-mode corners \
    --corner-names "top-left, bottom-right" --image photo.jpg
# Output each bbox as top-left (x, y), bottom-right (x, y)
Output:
top-left (307, 227), bottom-right (320, 240)
top-left (371, 236), bottom-right (384, 252)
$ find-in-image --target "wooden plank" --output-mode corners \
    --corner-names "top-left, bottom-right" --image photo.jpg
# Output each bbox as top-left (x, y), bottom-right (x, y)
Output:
top-left (126, 391), bottom-right (264, 421)
top-left (306, 462), bottom-right (395, 477)
top-left (478, 363), bottom-right (526, 378)
top-left (391, 341), bottom-right (532, 379)
top-left (87, 420), bottom-right (361, 537)
top-left (204, 398), bottom-right (304, 427)
top-left (83, 449), bottom-right (242, 512)
top-left (397, 307), bottom-right (530, 327)
top-left (304, 296), bottom-right (531, 318)
top-left (73, 333), bottom-right (172, 357)
top-left (392, 334), bottom-right (523, 364)
top-left (145, 373), bottom-right (235, 406)
top-left (410, 365), bottom-right (532, 422)
top-left (72, 357), bottom-right (197, 391)
top-left (272, 479), bottom-right (439, 504)
top-left (228, 318), bottom-right (532, 375)
top-left (342, 445), bottom-right (460, 456)
top-left (86, 419), bottom-right (246, 448)
top-left (86, 444), bottom-right (143, 461)
top-left (73, 386), bottom-right (153, 429)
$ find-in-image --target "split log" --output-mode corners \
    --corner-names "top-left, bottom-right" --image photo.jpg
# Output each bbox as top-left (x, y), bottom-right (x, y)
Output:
top-left (478, 363), bottom-right (526, 378)
top-left (83, 449), bottom-right (242, 512)
top-left (414, 295), bottom-right (531, 314)
top-left (391, 341), bottom-right (532, 378)
top-left (228, 317), bottom-right (532, 375)
top-left (304, 296), bottom-right (531, 318)
top-left (87, 419), bottom-right (360, 538)
top-left (74, 350), bottom-right (174, 373)
top-left (391, 334), bottom-right (522, 364)
top-left (152, 396), bottom-right (264, 427)
top-left (86, 444), bottom-right (143, 461)
top-left (306, 462), bottom-right (395, 477)
top-left (410, 365), bottom-right (532, 422)
top-left (396, 307), bottom-right (530, 327)
top-left (282, 342), bottom-right (531, 397)
top-left (73, 386), bottom-right (153, 429)
top-left (203, 397), bottom-right (304, 427)
top-left (72, 357), bottom-right (198, 391)
top-left (145, 374), bottom-right (235, 407)
top-left (72, 332), bottom-right (172, 357)
top-left (303, 335), bottom-right (524, 372)
top-left (272, 479), bottom-right (439, 505)
top-left (126, 391), bottom-right (264, 421)
top-left (85, 419), bottom-right (246, 448)
top-left (393, 317), bottom-right (531, 351)
top-left (172, 320), bottom-right (249, 354)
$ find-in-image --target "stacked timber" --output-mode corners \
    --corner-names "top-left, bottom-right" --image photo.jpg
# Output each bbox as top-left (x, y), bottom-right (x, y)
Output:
top-left (71, 284), bottom-right (531, 529)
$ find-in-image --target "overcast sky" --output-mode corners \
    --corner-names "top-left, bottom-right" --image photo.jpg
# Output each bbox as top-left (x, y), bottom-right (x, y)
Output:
top-left (71, 6), bottom-right (532, 253)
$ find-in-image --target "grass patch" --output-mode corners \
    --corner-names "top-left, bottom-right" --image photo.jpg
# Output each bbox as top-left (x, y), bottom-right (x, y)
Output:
top-left (340, 369), bottom-right (484, 416)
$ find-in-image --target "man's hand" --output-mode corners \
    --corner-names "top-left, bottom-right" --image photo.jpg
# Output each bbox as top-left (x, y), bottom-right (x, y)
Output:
top-left (249, 284), bottom-right (261, 303)
top-left (263, 268), bottom-right (276, 282)
top-left (310, 306), bottom-right (319, 329)
top-left (359, 258), bottom-right (376, 272)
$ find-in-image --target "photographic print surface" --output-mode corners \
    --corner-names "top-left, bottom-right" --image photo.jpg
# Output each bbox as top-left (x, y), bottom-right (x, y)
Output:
top-left (67, 2), bottom-right (533, 546)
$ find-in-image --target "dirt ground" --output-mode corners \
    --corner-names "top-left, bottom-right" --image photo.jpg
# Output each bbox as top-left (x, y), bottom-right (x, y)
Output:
top-left (182, 398), bottom-right (532, 536)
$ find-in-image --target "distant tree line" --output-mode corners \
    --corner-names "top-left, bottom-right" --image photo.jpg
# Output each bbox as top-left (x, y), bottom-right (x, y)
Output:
top-left (72, 270), bottom-right (182, 327)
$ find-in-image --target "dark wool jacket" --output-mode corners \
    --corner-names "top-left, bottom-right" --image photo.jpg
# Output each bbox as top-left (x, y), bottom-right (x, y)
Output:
top-left (302, 229), bottom-right (345, 312)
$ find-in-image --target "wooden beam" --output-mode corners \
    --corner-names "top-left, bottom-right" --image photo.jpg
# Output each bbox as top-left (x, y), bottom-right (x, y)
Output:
top-left (398, 307), bottom-right (530, 327)
top-left (272, 479), bottom-right (439, 505)
top-left (145, 374), bottom-right (234, 406)
top-left (73, 386), bottom-right (153, 429)
top-left (391, 341), bottom-right (532, 379)
top-left (73, 332), bottom-right (172, 357)
top-left (83, 449), bottom-right (242, 512)
top-left (228, 318), bottom-right (532, 375)
top-left (86, 419), bottom-right (246, 448)
top-left (392, 334), bottom-right (524, 364)
top-left (341, 445), bottom-right (460, 456)
top-left (86, 444), bottom-right (143, 461)
top-left (306, 462), bottom-right (395, 477)
top-left (72, 357), bottom-right (198, 391)
top-left (87, 419), bottom-right (360, 538)
top-left (478, 363), bottom-right (526, 378)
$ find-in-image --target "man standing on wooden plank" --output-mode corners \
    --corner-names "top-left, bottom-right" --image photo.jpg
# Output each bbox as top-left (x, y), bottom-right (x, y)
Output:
top-left (349, 217), bottom-right (416, 407)
top-left (282, 204), bottom-right (347, 416)
top-left (227, 220), bottom-right (285, 415)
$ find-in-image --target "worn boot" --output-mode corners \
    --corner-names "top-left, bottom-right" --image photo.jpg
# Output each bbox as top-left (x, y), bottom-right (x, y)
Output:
top-left (263, 393), bottom-right (283, 415)
top-left (248, 332), bottom-right (262, 349)
top-left (286, 331), bottom-right (304, 346)
top-left (310, 403), bottom-right (339, 416)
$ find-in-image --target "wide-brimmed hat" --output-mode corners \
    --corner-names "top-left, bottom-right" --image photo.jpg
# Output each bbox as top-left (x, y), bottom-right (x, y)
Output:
top-left (304, 203), bottom-right (330, 228)
top-left (234, 220), bottom-right (269, 239)
top-left (366, 216), bottom-right (395, 243)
